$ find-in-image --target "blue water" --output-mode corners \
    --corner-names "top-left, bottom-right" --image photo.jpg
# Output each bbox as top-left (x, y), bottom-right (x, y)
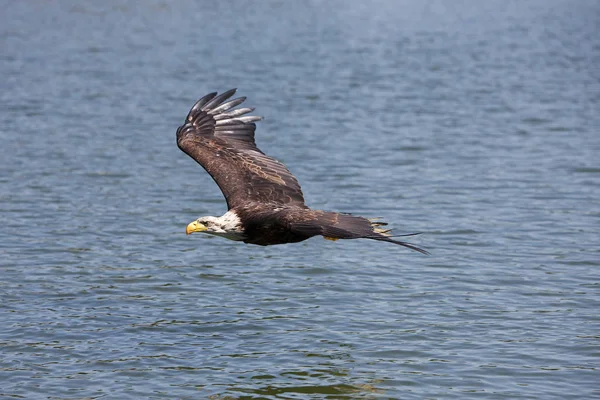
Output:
top-left (1, 1), bottom-right (599, 398)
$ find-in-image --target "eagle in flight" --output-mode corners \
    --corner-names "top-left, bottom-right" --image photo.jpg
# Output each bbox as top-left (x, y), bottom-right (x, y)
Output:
top-left (176, 89), bottom-right (428, 254)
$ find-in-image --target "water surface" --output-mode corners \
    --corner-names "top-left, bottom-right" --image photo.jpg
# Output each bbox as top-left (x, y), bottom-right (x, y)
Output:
top-left (1, 1), bottom-right (599, 398)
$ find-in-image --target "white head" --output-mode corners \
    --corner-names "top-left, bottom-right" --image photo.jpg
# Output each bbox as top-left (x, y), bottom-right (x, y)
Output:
top-left (186, 211), bottom-right (246, 241)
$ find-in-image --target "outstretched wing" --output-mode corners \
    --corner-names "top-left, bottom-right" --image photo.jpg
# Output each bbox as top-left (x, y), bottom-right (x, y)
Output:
top-left (176, 89), bottom-right (306, 210)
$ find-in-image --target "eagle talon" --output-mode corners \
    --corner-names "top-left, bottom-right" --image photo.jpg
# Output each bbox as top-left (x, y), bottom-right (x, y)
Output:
top-left (374, 227), bottom-right (392, 236)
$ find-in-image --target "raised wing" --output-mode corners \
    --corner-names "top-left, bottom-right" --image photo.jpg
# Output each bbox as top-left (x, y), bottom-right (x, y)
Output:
top-left (176, 89), bottom-right (306, 210)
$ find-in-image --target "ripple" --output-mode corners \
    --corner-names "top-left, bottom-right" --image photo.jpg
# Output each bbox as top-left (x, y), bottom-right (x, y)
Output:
top-left (1, 0), bottom-right (599, 399)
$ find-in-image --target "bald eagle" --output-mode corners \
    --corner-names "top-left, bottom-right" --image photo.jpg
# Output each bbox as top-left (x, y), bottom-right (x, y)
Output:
top-left (176, 89), bottom-right (428, 254)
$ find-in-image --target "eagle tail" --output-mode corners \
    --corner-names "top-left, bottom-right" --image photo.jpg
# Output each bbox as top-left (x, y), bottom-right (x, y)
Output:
top-left (293, 212), bottom-right (429, 254)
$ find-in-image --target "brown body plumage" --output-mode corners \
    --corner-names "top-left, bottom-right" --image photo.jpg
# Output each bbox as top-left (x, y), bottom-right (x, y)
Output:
top-left (176, 89), bottom-right (428, 254)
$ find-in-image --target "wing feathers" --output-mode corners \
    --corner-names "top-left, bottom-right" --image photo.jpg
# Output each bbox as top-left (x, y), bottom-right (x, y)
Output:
top-left (201, 88), bottom-right (237, 111)
top-left (208, 97), bottom-right (247, 115)
top-left (215, 120), bottom-right (257, 127)
top-left (214, 107), bottom-right (255, 120)
top-left (233, 116), bottom-right (263, 124)
top-left (187, 92), bottom-right (217, 120)
top-left (176, 89), bottom-right (306, 209)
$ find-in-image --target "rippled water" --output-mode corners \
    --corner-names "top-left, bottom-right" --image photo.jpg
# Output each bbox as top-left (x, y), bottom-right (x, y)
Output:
top-left (1, 1), bottom-right (599, 399)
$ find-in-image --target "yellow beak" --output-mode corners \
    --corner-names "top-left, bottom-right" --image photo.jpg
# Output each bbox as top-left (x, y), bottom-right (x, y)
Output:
top-left (186, 220), bottom-right (208, 235)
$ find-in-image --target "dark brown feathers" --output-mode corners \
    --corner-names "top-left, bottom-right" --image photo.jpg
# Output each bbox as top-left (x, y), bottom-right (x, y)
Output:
top-left (176, 89), bottom-right (428, 253)
top-left (288, 211), bottom-right (430, 254)
top-left (177, 89), bottom-right (306, 210)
